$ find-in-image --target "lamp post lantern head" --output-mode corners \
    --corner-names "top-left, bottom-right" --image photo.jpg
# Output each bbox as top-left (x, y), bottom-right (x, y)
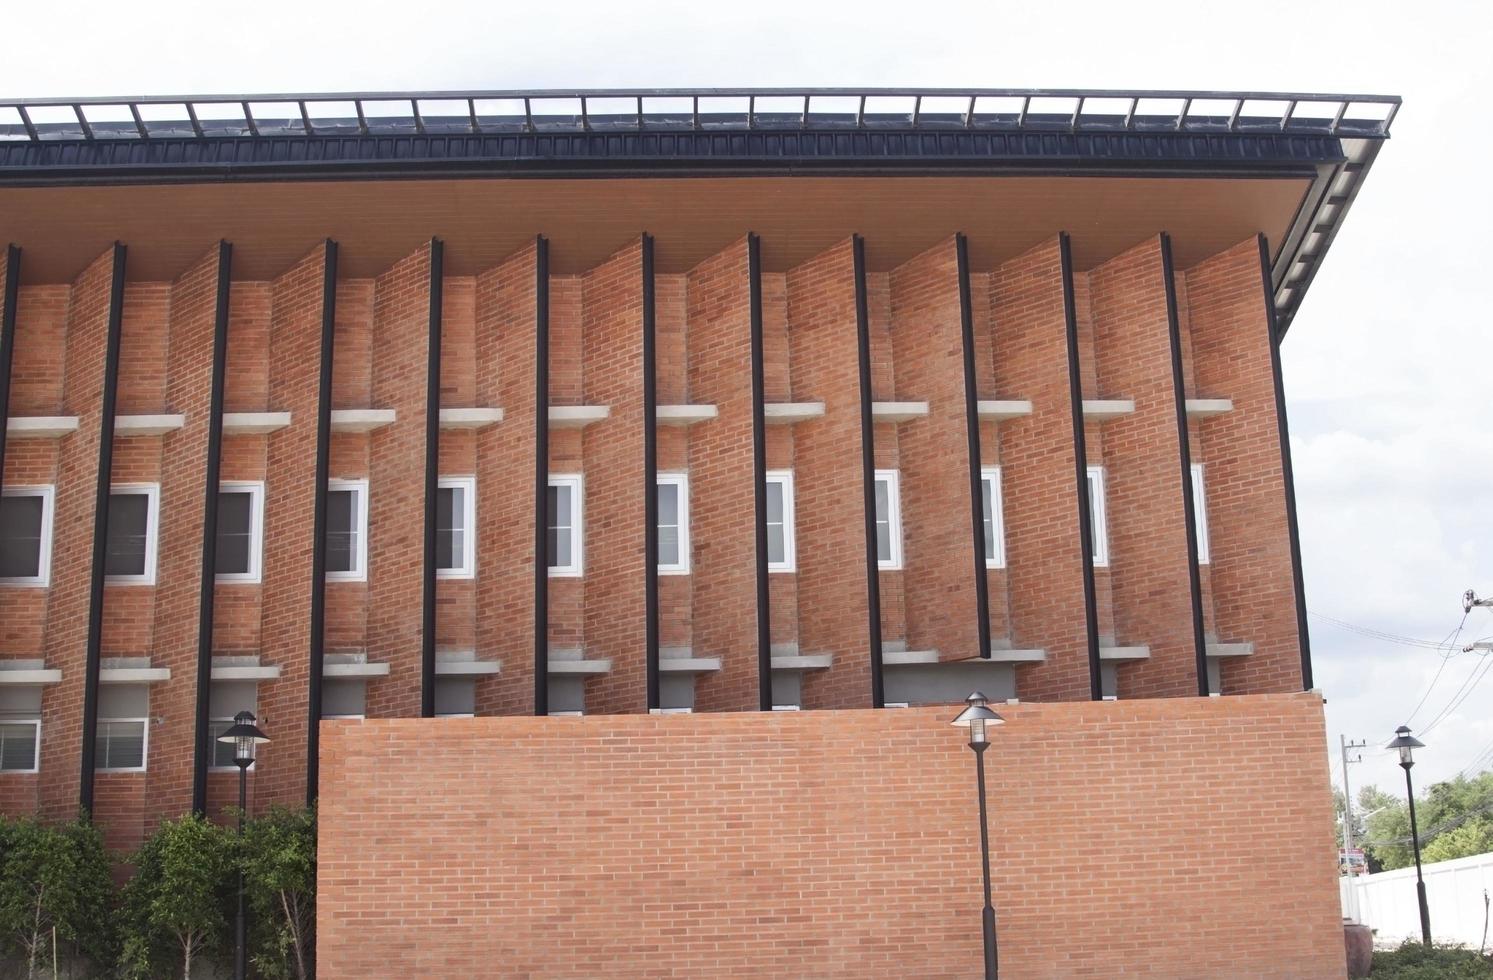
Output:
top-left (1387, 725), bottom-right (1424, 769)
top-left (217, 710), bottom-right (271, 768)
top-left (950, 691), bottom-right (1005, 745)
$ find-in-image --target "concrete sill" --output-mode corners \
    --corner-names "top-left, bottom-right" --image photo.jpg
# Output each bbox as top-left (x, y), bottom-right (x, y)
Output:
top-left (99, 667), bottom-right (171, 684)
top-left (1081, 399), bottom-right (1135, 420)
top-left (7, 416), bottom-right (81, 439)
top-left (210, 664), bottom-right (282, 681)
top-left (548, 405), bottom-right (610, 428)
top-left (323, 661), bottom-right (390, 679)
top-left (1185, 398), bottom-right (1234, 417)
top-left (763, 402), bottom-right (825, 424)
top-left (435, 660), bottom-right (502, 676)
top-left (116, 414), bottom-right (186, 437)
top-left (977, 400), bottom-right (1034, 422)
top-left (0, 669), bottom-right (62, 685)
top-left (882, 649), bottom-right (940, 666)
top-left (770, 654), bottom-right (833, 671)
top-left (222, 411), bottom-right (291, 435)
top-left (439, 407), bottom-right (504, 430)
top-left (1099, 646), bottom-right (1151, 661)
top-left (547, 658), bottom-right (611, 675)
top-left (872, 401), bottom-right (929, 423)
top-left (659, 657), bottom-right (722, 674)
top-left (330, 409), bottom-right (396, 433)
top-left (657, 404), bottom-right (718, 425)
top-left (1206, 642), bottom-right (1254, 658)
top-left (984, 648), bottom-right (1047, 663)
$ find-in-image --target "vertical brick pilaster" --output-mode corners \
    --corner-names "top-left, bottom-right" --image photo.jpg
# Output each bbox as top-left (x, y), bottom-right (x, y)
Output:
top-left (685, 238), bottom-right (757, 712)
top-left (1183, 240), bottom-right (1302, 693)
top-left (364, 245), bottom-right (434, 719)
top-left (1089, 238), bottom-right (1199, 698)
top-left (990, 240), bottom-right (1089, 701)
top-left (790, 240), bottom-right (873, 710)
top-left (256, 244), bottom-right (330, 809)
top-left (581, 240), bottom-right (646, 715)
top-left (475, 244), bottom-right (539, 716)
top-left (37, 248), bottom-right (118, 819)
top-left (889, 238), bottom-right (982, 662)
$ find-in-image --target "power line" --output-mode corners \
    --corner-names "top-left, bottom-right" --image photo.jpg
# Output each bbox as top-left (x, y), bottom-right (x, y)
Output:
top-left (1421, 652), bottom-right (1493, 737)
top-left (1310, 610), bottom-right (1468, 651)
top-left (1405, 608), bottom-right (1471, 726)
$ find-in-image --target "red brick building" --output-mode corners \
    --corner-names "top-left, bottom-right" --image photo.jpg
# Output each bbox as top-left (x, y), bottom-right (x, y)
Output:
top-left (0, 88), bottom-right (1395, 850)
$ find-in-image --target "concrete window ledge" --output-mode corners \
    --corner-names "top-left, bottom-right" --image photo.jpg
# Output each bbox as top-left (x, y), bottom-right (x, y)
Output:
top-left (439, 407), bottom-right (504, 430)
top-left (1081, 399), bottom-right (1135, 421)
top-left (657, 404), bottom-right (718, 425)
top-left (1099, 646), bottom-right (1151, 661)
top-left (0, 661), bottom-right (62, 685)
top-left (222, 411), bottom-right (292, 435)
top-left (210, 660), bottom-right (282, 681)
top-left (763, 402), bottom-right (825, 424)
top-left (770, 654), bottom-right (833, 671)
top-left (1206, 642), bottom-right (1254, 658)
top-left (434, 656), bottom-right (502, 676)
top-left (548, 405), bottom-right (610, 428)
top-left (872, 401), bottom-right (929, 423)
top-left (330, 409), bottom-right (397, 433)
top-left (99, 667), bottom-right (171, 684)
top-left (977, 400), bottom-right (1034, 421)
top-left (659, 657), bottom-right (722, 674)
top-left (323, 661), bottom-right (390, 679)
top-left (983, 648), bottom-right (1047, 664)
top-left (882, 649), bottom-right (940, 666)
top-left (116, 414), bottom-right (187, 436)
top-left (1185, 398), bottom-right (1234, 417)
top-left (547, 658), bottom-right (612, 675)
top-left (6, 416), bottom-right (81, 439)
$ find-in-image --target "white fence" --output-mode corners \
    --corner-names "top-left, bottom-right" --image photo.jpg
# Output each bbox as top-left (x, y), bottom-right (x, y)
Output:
top-left (1341, 851), bottom-right (1493, 949)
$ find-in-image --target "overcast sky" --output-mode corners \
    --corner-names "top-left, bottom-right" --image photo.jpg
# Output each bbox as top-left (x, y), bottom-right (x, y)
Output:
top-left (4, 0), bottom-right (1486, 794)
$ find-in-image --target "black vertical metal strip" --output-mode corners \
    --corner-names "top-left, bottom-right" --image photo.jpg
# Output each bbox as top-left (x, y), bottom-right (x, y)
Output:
top-left (1257, 234), bottom-right (1313, 690)
top-left (748, 234), bottom-right (772, 711)
top-left (1059, 233), bottom-right (1103, 702)
top-left (534, 236), bottom-right (552, 711)
top-left (533, 236), bottom-right (550, 716)
top-left (853, 235), bottom-right (885, 708)
top-left (79, 242), bottom-right (127, 815)
top-left (642, 234), bottom-right (660, 712)
top-left (420, 238), bottom-right (443, 718)
top-left (1161, 234), bottom-right (1210, 697)
top-left (305, 239), bottom-right (338, 806)
top-left (190, 241), bottom-right (232, 814)
top-left (956, 235), bottom-right (992, 661)
top-left (0, 246), bottom-right (21, 495)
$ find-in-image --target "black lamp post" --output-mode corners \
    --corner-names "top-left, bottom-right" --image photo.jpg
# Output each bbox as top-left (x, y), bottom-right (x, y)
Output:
top-left (1387, 725), bottom-right (1431, 946)
top-left (950, 691), bottom-right (1005, 980)
top-left (218, 710), bottom-right (270, 980)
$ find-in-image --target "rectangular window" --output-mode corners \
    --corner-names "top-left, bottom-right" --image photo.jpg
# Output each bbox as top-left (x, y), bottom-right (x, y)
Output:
top-left (980, 467), bottom-right (1006, 570)
top-left (0, 487), bottom-right (54, 586)
top-left (765, 471), bottom-right (796, 573)
top-left (1086, 466), bottom-right (1109, 567)
top-left (0, 720), bottom-right (40, 772)
top-left (1191, 463), bottom-right (1210, 565)
top-left (547, 475), bottom-right (583, 576)
top-left (874, 470), bottom-right (903, 570)
top-left (207, 719), bottom-right (242, 770)
top-left (656, 473), bottom-right (690, 574)
top-left (105, 486), bottom-right (159, 584)
top-left (326, 479), bottom-right (368, 581)
top-left (95, 719), bottom-right (148, 772)
top-left (215, 482), bottom-right (264, 583)
top-left (437, 477), bottom-right (476, 579)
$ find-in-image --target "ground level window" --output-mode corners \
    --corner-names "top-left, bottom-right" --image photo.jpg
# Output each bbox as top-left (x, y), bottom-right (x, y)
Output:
top-left (0, 721), bottom-right (40, 772)
top-left (95, 719), bottom-right (147, 771)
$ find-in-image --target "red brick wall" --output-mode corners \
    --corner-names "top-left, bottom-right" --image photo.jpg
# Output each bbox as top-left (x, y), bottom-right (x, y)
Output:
top-left (318, 692), bottom-right (1344, 979)
top-left (1183, 240), bottom-right (1302, 693)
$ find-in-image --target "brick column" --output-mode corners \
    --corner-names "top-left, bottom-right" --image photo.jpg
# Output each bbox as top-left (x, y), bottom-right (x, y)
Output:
top-left (475, 244), bottom-right (539, 716)
top-left (789, 240), bottom-right (873, 710)
top-left (37, 248), bottom-right (119, 819)
top-left (685, 239), bottom-right (757, 712)
top-left (990, 239), bottom-right (1090, 702)
top-left (256, 244), bottom-right (331, 808)
top-left (364, 245), bottom-right (435, 719)
top-left (1088, 238), bottom-right (1200, 698)
top-left (581, 240), bottom-right (647, 715)
top-left (889, 238), bottom-right (982, 662)
top-left (1184, 240), bottom-right (1302, 693)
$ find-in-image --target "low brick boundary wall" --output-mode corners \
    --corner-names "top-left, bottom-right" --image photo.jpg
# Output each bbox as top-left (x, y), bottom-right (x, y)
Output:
top-left (318, 693), bottom-right (1343, 978)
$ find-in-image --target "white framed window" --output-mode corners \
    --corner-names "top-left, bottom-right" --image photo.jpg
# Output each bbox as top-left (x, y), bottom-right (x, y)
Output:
top-left (95, 719), bottom-right (148, 772)
top-left (1086, 466), bottom-right (1109, 567)
top-left (1190, 463), bottom-right (1211, 565)
top-left (436, 476), bottom-right (476, 579)
top-left (215, 482), bottom-right (264, 583)
top-left (208, 718), bottom-right (252, 770)
top-left (0, 720), bottom-right (41, 773)
top-left (547, 475), bottom-right (583, 577)
top-left (0, 486), bottom-right (55, 587)
top-left (105, 485), bottom-right (160, 585)
top-left (656, 473), bottom-right (690, 575)
top-left (765, 471), bottom-right (796, 573)
top-left (980, 467), bottom-right (1006, 570)
top-left (874, 470), bottom-right (903, 570)
top-left (326, 479), bottom-right (368, 582)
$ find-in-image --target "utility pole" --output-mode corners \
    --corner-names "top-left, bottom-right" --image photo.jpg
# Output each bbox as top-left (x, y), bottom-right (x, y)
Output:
top-left (1341, 735), bottom-right (1368, 923)
top-left (1463, 589), bottom-right (1493, 613)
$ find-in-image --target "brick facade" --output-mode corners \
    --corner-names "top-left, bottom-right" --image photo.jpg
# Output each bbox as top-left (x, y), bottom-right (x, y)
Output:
top-left (318, 693), bottom-right (1343, 979)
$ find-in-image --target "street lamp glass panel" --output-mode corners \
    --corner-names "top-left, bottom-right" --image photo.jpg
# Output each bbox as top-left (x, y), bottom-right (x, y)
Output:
top-left (216, 710), bottom-right (271, 766)
top-left (1386, 726), bottom-right (1424, 767)
top-left (1398, 745), bottom-right (1413, 767)
top-left (969, 718), bottom-right (987, 744)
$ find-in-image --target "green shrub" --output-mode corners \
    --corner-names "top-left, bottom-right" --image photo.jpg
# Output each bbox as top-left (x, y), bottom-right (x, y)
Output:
top-left (1371, 941), bottom-right (1493, 979)
top-left (0, 813), bottom-right (116, 978)
top-left (241, 805), bottom-right (317, 980)
top-left (117, 814), bottom-right (235, 980)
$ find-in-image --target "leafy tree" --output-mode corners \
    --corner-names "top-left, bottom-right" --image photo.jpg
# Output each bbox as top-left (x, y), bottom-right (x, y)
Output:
top-left (1362, 773), bottom-right (1493, 871)
top-left (0, 814), bottom-right (115, 978)
top-left (241, 806), bottom-right (317, 980)
top-left (118, 814), bottom-right (234, 980)
top-left (1423, 819), bottom-right (1493, 864)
